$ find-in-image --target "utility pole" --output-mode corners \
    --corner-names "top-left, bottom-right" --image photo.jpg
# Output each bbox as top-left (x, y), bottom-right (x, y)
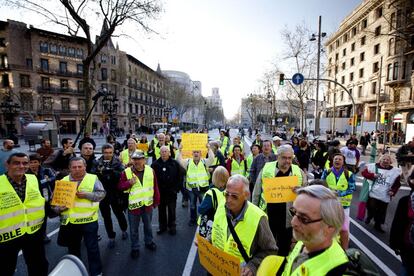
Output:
top-left (314, 15), bottom-right (322, 136)
top-left (375, 56), bottom-right (383, 132)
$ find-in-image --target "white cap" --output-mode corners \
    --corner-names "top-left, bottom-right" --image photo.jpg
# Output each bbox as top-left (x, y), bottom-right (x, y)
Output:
top-left (272, 136), bottom-right (283, 141)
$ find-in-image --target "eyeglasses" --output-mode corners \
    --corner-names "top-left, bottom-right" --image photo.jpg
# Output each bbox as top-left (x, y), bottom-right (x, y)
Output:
top-left (224, 191), bottom-right (240, 200)
top-left (289, 207), bottom-right (323, 225)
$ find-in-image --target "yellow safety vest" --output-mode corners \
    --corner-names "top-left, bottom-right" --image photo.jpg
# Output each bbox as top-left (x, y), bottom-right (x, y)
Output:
top-left (120, 149), bottom-right (131, 165)
top-left (212, 202), bottom-right (266, 263)
top-left (0, 174), bottom-right (45, 243)
top-left (125, 166), bottom-right (154, 210)
top-left (219, 136), bottom-right (229, 155)
top-left (259, 162), bottom-right (302, 211)
top-left (205, 187), bottom-right (225, 210)
top-left (272, 145), bottom-right (278, 154)
top-left (230, 158), bottom-right (247, 176)
top-left (186, 159), bottom-right (209, 189)
top-left (154, 145), bottom-right (161, 160)
top-left (325, 170), bottom-right (353, 207)
top-left (283, 241), bottom-right (348, 276)
top-left (61, 174), bottom-right (99, 225)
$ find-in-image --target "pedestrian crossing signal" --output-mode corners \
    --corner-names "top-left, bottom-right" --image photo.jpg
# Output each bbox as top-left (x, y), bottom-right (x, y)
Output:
top-left (279, 74), bottom-right (285, 85)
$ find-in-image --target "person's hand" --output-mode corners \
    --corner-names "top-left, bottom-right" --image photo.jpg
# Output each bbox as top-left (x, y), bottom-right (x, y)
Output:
top-left (292, 186), bottom-right (301, 193)
top-left (388, 191), bottom-right (395, 197)
top-left (76, 191), bottom-right (88, 199)
top-left (54, 206), bottom-right (68, 213)
top-left (241, 266), bottom-right (253, 276)
top-left (63, 147), bottom-right (74, 156)
top-left (129, 176), bottom-right (137, 185)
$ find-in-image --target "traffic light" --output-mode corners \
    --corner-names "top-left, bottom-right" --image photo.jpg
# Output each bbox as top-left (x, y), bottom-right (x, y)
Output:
top-left (279, 74), bottom-right (285, 85)
top-left (348, 118), bottom-right (353, 126)
top-left (356, 114), bottom-right (362, 126)
top-left (384, 112), bottom-right (389, 124)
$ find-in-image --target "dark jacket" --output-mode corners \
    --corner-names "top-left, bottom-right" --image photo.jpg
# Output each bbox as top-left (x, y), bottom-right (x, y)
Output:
top-left (390, 195), bottom-right (414, 254)
top-left (96, 155), bottom-right (125, 199)
top-left (151, 157), bottom-right (185, 196)
top-left (82, 154), bottom-right (99, 174)
top-left (48, 149), bottom-right (76, 173)
top-left (296, 147), bottom-right (311, 171)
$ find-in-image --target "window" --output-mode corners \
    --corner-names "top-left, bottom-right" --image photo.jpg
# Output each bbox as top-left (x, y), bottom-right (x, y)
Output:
top-left (374, 44), bottom-right (380, 55)
top-left (26, 58), bottom-right (32, 69)
top-left (343, 48), bottom-right (347, 56)
top-left (61, 98), bottom-right (70, 111)
top-left (352, 27), bottom-right (357, 36)
top-left (350, 57), bottom-right (355, 66)
top-left (341, 75), bottom-right (345, 84)
top-left (101, 68), bottom-right (107, 81)
top-left (360, 52), bottom-right (365, 62)
top-left (335, 65), bottom-right (338, 74)
top-left (388, 38), bottom-right (395, 56)
top-left (343, 34), bottom-right (348, 43)
top-left (59, 45), bottom-right (66, 56)
top-left (361, 36), bottom-right (366, 46)
top-left (76, 49), bottom-right (84, 59)
top-left (396, 9), bottom-right (402, 29)
top-left (2, 74), bottom-right (9, 87)
top-left (0, 38), bottom-right (5, 47)
top-left (361, 18), bottom-right (368, 29)
top-left (77, 64), bottom-right (83, 74)
top-left (336, 40), bottom-right (340, 47)
top-left (59, 62), bottom-right (67, 73)
top-left (40, 42), bottom-right (48, 53)
top-left (371, 82), bottom-right (377, 94)
top-left (68, 47), bottom-right (75, 57)
top-left (42, 97), bottom-right (53, 110)
top-left (0, 55), bottom-right (7, 68)
top-left (78, 99), bottom-right (85, 111)
top-left (40, 59), bottom-right (49, 71)
top-left (20, 93), bottom-right (33, 111)
top-left (351, 43), bottom-right (355, 52)
top-left (335, 53), bottom-right (339, 61)
top-left (350, 72), bottom-right (354, 81)
top-left (402, 61), bottom-right (406, 80)
top-left (340, 91), bottom-right (344, 101)
top-left (359, 68), bottom-right (364, 78)
top-left (387, 64), bottom-right (392, 81)
top-left (20, 74), bottom-right (30, 87)
top-left (60, 79), bottom-right (69, 90)
top-left (375, 25), bottom-right (381, 36)
top-left (358, 86), bottom-right (363, 98)
top-left (101, 54), bottom-right (107, 63)
top-left (376, 7), bottom-right (383, 19)
top-left (77, 81), bottom-right (84, 92)
top-left (41, 77), bottom-right (50, 89)
top-left (373, 62), bottom-right (379, 73)
top-left (50, 44), bottom-right (57, 54)
top-left (342, 62), bottom-right (346, 70)
top-left (393, 62), bottom-right (399, 80)
top-left (111, 56), bottom-right (116, 65)
top-left (390, 12), bottom-right (396, 30)
top-left (395, 38), bottom-right (402, 55)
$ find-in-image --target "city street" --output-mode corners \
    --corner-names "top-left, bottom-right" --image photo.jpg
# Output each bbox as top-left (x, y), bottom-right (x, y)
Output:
top-left (12, 129), bottom-right (407, 275)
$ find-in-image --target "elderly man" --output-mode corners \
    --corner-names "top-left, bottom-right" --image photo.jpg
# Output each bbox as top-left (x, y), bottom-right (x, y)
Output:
top-left (249, 140), bottom-right (277, 194)
top-left (0, 139), bottom-right (17, 174)
top-left (283, 185), bottom-right (348, 275)
top-left (0, 152), bottom-right (48, 276)
top-left (151, 146), bottom-right (185, 235)
top-left (150, 133), bottom-right (175, 162)
top-left (178, 144), bottom-right (215, 226)
top-left (211, 175), bottom-right (277, 276)
top-left (120, 138), bottom-right (138, 166)
top-left (272, 136), bottom-right (283, 154)
top-left (118, 151), bottom-right (160, 259)
top-left (54, 157), bottom-right (106, 276)
top-left (253, 145), bottom-right (307, 256)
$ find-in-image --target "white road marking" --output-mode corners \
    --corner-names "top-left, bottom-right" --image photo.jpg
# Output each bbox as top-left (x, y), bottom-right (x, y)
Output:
top-left (182, 228), bottom-right (199, 276)
top-left (349, 233), bottom-right (397, 276)
top-left (350, 218), bottom-right (401, 261)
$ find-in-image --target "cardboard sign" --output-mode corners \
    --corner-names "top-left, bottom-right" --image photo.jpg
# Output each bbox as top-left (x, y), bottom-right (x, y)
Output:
top-left (137, 143), bottom-right (149, 153)
top-left (51, 180), bottom-right (78, 208)
top-left (181, 133), bottom-right (208, 159)
top-left (263, 176), bottom-right (299, 203)
top-left (197, 234), bottom-right (240, 276)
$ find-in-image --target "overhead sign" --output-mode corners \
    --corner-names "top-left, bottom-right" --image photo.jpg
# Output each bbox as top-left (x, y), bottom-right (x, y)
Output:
top-left (263, 176), bottom-right (299, 203)
top-left (292, 73), bottom-right (304, 85)
top-left (393, 113), bottom-right (403, 123)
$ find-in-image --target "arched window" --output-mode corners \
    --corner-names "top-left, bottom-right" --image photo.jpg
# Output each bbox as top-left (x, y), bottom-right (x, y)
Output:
top-left (388, 38), bottom-right (395, 56)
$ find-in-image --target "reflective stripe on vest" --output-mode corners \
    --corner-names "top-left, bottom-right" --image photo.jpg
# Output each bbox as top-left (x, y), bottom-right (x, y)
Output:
top-left (186, 159), bottom-right (209, 189)
top-left (230, 158), bottom-right (246, 176)
top-left (212, 202), bottom-right (266, 263)
top-left (61, 174), bottom-right (99, 225)
top-left (325, 170), bottom-right (353, 207)
top-left (259, 162), bottom-right (302, 212)
top-left (0, 174), bottom-right (45, 242)
top-left (282, 241), bottom-right (348, 276)
top-left (125, 166), bottom-right (154, 210)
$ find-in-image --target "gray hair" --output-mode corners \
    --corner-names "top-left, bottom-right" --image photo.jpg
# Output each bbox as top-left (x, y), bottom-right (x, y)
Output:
top-left (158, 133), bottom-right (165, 139)
top-left (160, 145), bottom-right (170, 152)
top-left (69, 156), bottom-right (87, 167)
top-left (296, 185), bottom-right (344, 236)
top-left (101, 143), bottom-right (114, 152)
top-left (277, 144), bottom-right (294, 156)
top-left (227, 174), bottom-right (250, 193)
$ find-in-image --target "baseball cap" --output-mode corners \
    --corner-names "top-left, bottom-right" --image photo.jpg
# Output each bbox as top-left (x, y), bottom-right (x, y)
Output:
top-left (131, 150), bottom-right (145, 159)
top-left (272, 136), bottom-right (283, 141)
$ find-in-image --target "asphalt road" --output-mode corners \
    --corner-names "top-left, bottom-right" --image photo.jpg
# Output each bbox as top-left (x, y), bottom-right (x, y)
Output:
top-left (13, 129), bottom-right (407, 275)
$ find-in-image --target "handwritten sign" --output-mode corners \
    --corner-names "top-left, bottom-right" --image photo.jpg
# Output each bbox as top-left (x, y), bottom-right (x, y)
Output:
top-left (263, 176), bottom-right (299, 203)
top-left (51, 180), bottom-right (78, 208)
top-left (137, 143), bottom-right (149, 153)
top-left (197, 234), bottom-right (240, 276)
top-left (181, 133), bottom-right (208, 159)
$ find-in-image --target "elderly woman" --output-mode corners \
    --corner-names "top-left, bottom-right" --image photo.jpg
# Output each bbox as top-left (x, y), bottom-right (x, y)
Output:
top-left (362, 154), bottom-right (401, 232)
top-left (198, 166), bottom-right (229, 238)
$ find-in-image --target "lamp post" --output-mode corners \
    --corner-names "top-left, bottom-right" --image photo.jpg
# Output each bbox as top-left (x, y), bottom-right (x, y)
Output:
top-left (0, 91), bottom-right (20, 142)
top-left (310, 16), bottom-right (326, 136)
top-left (101, 89), bottom-right (118, 137)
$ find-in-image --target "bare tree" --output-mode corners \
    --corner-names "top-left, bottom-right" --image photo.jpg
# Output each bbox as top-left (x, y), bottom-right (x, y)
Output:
top-left (4, 0), bottom-right (162, 131)
top-left (246, 93), bottom-right (266, 130)
top-left (166, 80), bottom-right (197, 124)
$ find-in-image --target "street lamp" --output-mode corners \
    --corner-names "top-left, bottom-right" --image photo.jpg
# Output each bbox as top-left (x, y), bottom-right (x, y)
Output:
top-left (101, 89), bottom-right (119, 136)
top-left (310, 15), bottom-right (326, 136)
top-left (0, 91), bottom-right (20, 142)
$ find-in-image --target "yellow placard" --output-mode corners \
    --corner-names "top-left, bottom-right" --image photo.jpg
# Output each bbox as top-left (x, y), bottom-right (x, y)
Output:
top-left (263, 176), bottom-right (299, 203)
top-left (181, 133), bottom-right (208, 159)
top-left (51, 180), bottom-right (78, 208)
top-left (197, 234), bottom-right (240, 276)
top-left (137, 143), bottom-right (149, 153)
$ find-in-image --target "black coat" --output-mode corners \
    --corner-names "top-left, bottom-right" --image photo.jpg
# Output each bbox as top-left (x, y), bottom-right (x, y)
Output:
top-left (151, 157), bottom-right (185, 197)
top-left (96, 156), bottom-right (124, 199)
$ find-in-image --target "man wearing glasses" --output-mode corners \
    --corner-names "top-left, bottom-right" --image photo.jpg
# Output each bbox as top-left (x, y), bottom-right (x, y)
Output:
top-left (252, 145), bottom-right (307, 256)
top-left (283, 185), bottom-right (348, 275)
top-left (211, 175), bottom-right (277, 276)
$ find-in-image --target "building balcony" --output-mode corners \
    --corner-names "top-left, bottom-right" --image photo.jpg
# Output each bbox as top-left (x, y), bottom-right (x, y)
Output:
top-left (37, 68), bottom-right (83, 78)
top-left (37, 109), bottom-right (83, 115)
top-left (37, 86), bottom-right (84, 95)
top-left (384, 78), bottom-right (409, 86)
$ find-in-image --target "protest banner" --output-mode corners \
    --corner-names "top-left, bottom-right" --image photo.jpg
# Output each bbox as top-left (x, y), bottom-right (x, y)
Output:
top-left (263, 175), bottom-right (299, 203)
top-left (51, 180), bottom-right (78, 208)
top-left (197, 234), bottom-right (240, 276)
top-left (181, 133), bottom-right (208, 159)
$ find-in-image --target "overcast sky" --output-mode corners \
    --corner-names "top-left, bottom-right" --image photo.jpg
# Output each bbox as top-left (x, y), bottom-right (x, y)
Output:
top-left (0, 0), bottom-right (362, 119)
